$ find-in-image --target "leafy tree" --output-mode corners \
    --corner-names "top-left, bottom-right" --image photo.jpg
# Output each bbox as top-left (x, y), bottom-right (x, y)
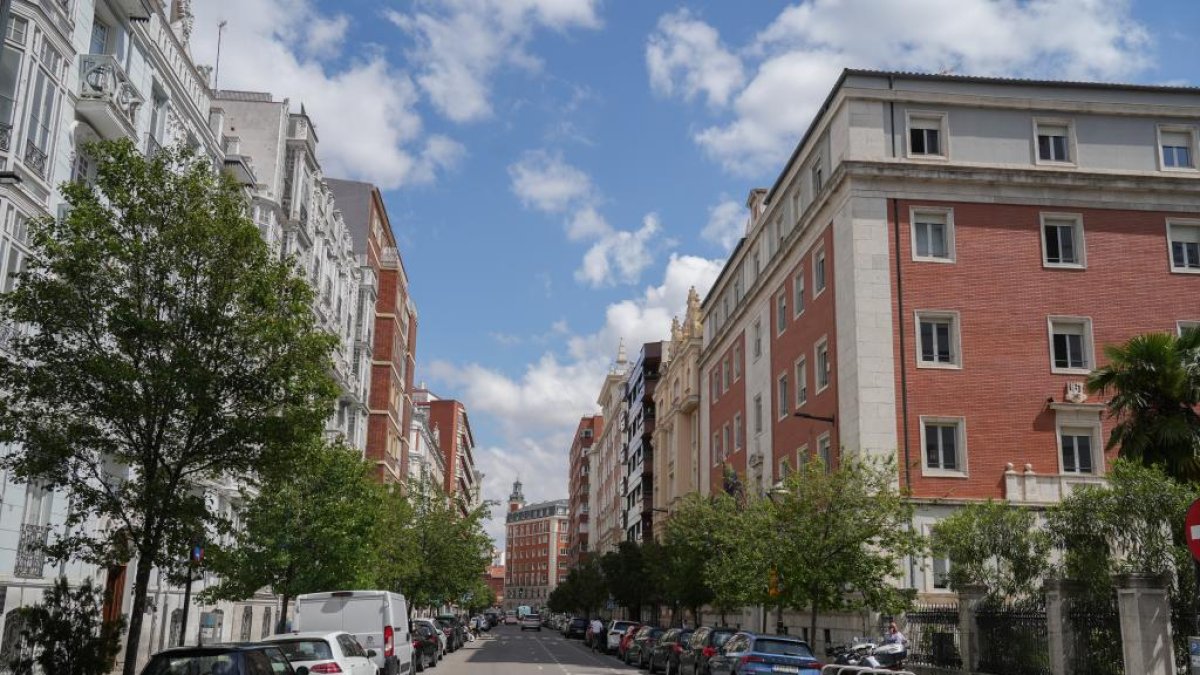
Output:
top-left (551, 558), bottom-right (607, 616)
top-left (7, 577), bottom-right (123, 675)
top-left (0, 140), bottom-right (336, 675)
top-left (600, 541), bottom-right (657, 621)
top-left (930, 500), bottom-right (1050, 602)
top-left (770, 456), bottom-right (923, 641)
top-left (1087, 330), bottom-right (1200, 480)
top-left (201, 439), bottom-right (383, 631)
top-left (700, 493), bottom-right (774, 625)
top-left (663, 494), bottom-right (736, 624)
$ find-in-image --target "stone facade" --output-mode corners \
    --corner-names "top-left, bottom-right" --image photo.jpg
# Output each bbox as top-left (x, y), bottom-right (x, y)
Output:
top-left (650, 289), bottom-right (703, 539)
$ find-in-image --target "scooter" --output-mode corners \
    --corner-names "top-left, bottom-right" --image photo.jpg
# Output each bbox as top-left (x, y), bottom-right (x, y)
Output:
top-left (830, 637), bottom-right (876, 666)
top-left (861, 639), bottom-right (908, 670)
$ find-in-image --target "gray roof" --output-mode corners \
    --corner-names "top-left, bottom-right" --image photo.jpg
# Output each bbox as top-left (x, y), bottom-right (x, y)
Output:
top-left (213, 90), bottom-right (274, 103)
top-left (326, 178), bottom-right (374, 255)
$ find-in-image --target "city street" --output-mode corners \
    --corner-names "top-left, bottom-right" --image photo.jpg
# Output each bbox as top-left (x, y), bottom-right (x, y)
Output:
top-left (438, 625), bottom-right (636, 675)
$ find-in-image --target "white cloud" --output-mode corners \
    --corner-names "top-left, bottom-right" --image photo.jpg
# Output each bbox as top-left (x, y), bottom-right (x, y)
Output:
top-left (575, 213), bottom-right (663, 287)
top-left (700, 199), bottom-right (746, 251)
top-left (566, 206), bottom-right (610, 241)
top-left (192, 0), bottom-right (462, 189)
top-left (646, 9), bottom-right (745, 107)
top-left (386, 0), bottom-right (602, 123)
top-left (648, 0), bottom-right (1153, 175)
top-left (508, 150), bottom-right (596, 214)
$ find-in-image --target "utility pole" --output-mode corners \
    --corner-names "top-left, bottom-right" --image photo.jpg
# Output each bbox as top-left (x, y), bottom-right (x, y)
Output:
top-left (213, 20), bottom-right (227, 90)
top-left (178, 540), bottom-right (204, 646)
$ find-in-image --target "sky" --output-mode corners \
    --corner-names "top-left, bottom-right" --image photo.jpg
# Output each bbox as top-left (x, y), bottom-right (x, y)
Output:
top-left (189, 0), bottom-right (1200, 547)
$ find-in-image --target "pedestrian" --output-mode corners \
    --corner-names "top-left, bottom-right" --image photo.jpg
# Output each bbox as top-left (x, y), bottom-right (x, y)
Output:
top-left (589, 617), bottom-right (605, 652)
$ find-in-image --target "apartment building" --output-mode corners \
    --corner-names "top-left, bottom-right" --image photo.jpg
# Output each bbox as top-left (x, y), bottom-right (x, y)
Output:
top-left (651, 289), bottom-right (704, 538)
top-left (621, 342), bottom-right (662, 543)
top-left (590, 343), bottom-right (629, 555)
top-left (503, 481), bottom-right (568, 610)
top-left (407, 401), bottom-right (447, 488)
top-left (699, 70), bottom-right (1200, 601)
top-left (414, 389), bottom-right (482, 514)
top-left (566, 415), bottom-right (602, 568)
top-left (328, 178), bottom-right (419, 484)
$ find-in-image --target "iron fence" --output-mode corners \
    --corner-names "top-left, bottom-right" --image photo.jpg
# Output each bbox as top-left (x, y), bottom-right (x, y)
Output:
top-left (1065, 593), bottom-right (1123, 675)
top-left (1171, 605), bottom-right (1199, 675)
top-left (974, 601), bottom-right (1051, 675)
top-left (904, 603), bottom-right (962, 669)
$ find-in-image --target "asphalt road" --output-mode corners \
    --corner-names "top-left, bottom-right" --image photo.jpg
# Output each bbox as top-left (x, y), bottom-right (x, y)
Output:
top-left (434, 624), bottom-right (639, 675)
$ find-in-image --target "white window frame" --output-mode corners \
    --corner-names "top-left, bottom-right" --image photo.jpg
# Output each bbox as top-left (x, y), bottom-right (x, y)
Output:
top-left (815, 336), bottom-right (831, 394)
top-left (919, 416), bottom-right (968, 478)
top-left (733, 412), bottom-right (743, 450)
top-left (1166, 218), bottom-right (1200, 274)
top-left (1056, 422), bottom-right (1101, 475)
top-left (1040, 212), bottom-right (1087, 269)
top-left (752, 319), bottom-right (763, 360)
top-left (775, 292), bottom-right (787, 335)
top-left (793, 268), bottom-right (805, 318)
top-left (817, 432), bottom-right (832, 468)
top-left (1179, 320), bottom-right (1200, 337)
top-left (797, 443), bottom-right (809, 467)
top-left (910, 206), bottom-right (956, 263)
top-left (905, 110), bottom-right (949, 160)
top-left (795, 356), bottom-right (808, 407)
top-left (776, 373), bottom-right (790, 421)
top-left (813, 245), bottom-right (827, 298)
top-left (914, 310), bottom-right (962, 369)
top-left (1157, 124), bottom-right (1199, 172)
top-left (811, 156), bottom-right (824, 195)
top-left (753, 393), bottom-right (763, 435)
top-left (733, 345), bottom-right (742, 381)
top-left (1032, 117), bottom-right (1077, 166)
top-left (1047, 315), bottom-right (1095, 375)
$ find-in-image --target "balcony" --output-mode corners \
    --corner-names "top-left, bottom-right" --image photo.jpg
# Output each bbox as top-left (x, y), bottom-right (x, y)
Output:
top-left (22, 142), bottom-right (47, 180)
top-left (14, 523), bottom-right (50, 578)
top-left (77, 54), bottom-right (143, 139)
top-left (0, 122), bottom-right (11, 153)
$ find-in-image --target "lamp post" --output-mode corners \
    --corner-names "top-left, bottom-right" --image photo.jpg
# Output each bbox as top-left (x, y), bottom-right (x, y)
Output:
top-left (178, 539), bottom-right (204, 646)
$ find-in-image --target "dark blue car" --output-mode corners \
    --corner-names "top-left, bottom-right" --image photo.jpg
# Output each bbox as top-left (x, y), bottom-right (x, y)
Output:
top-left (706, 632), bottom-right (822, 675)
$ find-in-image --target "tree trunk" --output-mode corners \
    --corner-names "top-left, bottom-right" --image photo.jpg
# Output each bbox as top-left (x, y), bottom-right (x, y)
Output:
top-left (278, 592), bottom-right (291, 634)
top-left (121, 554), bottom-right (156, 675)
top-left (808, 597), bottom-right (818, 648)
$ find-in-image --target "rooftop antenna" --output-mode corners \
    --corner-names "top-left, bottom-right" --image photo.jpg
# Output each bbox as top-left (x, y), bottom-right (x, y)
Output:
top-left (214, 20), bottom-right (228, 90)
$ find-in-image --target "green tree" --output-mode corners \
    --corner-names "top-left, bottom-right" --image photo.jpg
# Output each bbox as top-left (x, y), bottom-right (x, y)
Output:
top-left (770, 456), bottom-right (923, 642)
top-left (665, 493), bottom-right (743, 624)
top-left (201, 439), bottom-right (383, 631)
top-left (930, 500), bottom-right (1051, 602)
top-left (552, 558), bottom-right (607, 616)
top-left (1087, 330), bottom-right (1200, 480)
top-left (600, 541), bottom-right (656, 621)
top-left (701, 494), bottom-right (774, 625)
top-left (7, 577), bottom-right (124, 675)
top-left (0, 140), bottom-right (336, 675)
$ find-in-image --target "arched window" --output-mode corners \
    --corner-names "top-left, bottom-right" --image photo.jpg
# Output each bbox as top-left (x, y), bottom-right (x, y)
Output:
top-left (0, 610), bottom-right (30, 666)
top-left (262, 607), bottom-right (273, 639)
top-left (239, 606), bottom-right (253, 641)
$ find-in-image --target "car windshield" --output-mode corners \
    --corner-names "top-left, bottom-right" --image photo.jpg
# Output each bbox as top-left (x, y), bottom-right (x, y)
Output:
top-left (270, 639), bottom-right (333, 662)
top-left (613, 621), bottom-right (635, 630)
top-left (712, 630), bottom-right (736, 647)
top-left (754, 639), bottom-right (814, 657)
top-left (526, 614), bottom-right (541, 620)
top-left (435, 619), bottom-right (452, 627)
top-left (142, 653), bottom-right (239, 675)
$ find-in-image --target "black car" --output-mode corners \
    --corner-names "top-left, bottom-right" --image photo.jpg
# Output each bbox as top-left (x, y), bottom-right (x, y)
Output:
top-left (626, 626), bottom-right (665, 668)
top-left (565, 617), bottom-right (589, 639)
top-left (679, 626), bottom-right (738, 675)
top-left (411, 622), bottom-right (441, 672)
top-left (435, 615), bottom-right (465, 651)
top-left (140, 644), bottom-right (295, 675)
top-left (649, 627), bottom-right (694, 674)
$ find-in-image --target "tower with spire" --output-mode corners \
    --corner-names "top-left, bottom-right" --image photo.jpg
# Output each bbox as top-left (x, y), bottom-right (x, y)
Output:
top-left (508, 479), bottom-right (525, 513)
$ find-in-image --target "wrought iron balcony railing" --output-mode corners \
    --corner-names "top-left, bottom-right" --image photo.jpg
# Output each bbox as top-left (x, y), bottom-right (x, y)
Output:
top-left (79, 53), bottom-right (143, 134)
top-left (14, 522), bottom-right (51, 578)
top-left (23, 141), bottom-right (47, 179)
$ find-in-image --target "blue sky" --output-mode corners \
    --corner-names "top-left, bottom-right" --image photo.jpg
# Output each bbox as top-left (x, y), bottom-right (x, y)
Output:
top-left (191, 0), bottom-right (1199, 544)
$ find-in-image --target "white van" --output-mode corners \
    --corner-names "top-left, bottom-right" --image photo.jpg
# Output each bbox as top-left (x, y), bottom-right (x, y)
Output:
top-left (295, 591), bottom-right (414, 675)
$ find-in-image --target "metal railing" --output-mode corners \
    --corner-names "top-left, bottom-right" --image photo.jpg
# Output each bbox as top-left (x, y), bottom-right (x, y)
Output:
top-left (975, 601), bottom-right (1051, 675)
top-left (1067, 594), bottom-right (1123, 675)
top-left (23, 141), bottom-right (47, 178)
top-left (904, 602), bottom-right (962, 668)
top-left (0, 122), bottom-right (11, 152)
top-left (14, 522), bottom-right (51, 578)
top-left (79, 53), bottom-right (143, 129)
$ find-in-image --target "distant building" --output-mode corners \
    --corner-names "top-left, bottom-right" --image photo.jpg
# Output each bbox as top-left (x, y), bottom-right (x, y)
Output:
top-left (484, 564), bottom-right (506, 607)
top-left (652, 289), bottom-right (704, 539)
top-left (591, 343), bottom-right (628, 556)
top-left (566, 415), bottom-right (602, 568)
top-left (414, 389), bottom-right (482, 513)
top-left (621, 342), bottom-right (663, 543)
top-left (407, 401), bottom-right (446, 489)
top-left (503, 481), bottom-right (568, 610)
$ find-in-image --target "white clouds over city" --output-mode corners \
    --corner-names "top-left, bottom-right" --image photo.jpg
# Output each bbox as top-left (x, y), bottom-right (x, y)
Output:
top-left (647, 0), bottom-right (1153, 175)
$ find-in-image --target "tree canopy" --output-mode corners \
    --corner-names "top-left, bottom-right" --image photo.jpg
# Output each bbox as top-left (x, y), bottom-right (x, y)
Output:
top-left (931, 500), bottom-right (1050, 603)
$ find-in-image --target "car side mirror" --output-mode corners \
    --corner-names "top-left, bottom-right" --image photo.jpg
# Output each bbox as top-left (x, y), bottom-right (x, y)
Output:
top-left (295, 668), bottom-right (309, 675)
top-left (366, 649), bottom-right (377, 658)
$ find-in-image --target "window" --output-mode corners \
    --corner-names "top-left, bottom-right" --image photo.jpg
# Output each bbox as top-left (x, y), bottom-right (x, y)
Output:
top-left (6, 16), bottom-right (28, 45)
top-left (1059, 426), bottom-right (1096, 474)
top-left (777, 374), bottom-right (789, 420)
top-left (89, 20), bottom-right (109, 55)
top-left (921, 418), bottom-right (965, 475)
top-left (734, 413), bottom-right (743, 450)
top-left (775, 293), bottom-right (787, 334)
top-left (1179, 321), bottom-right (1200, 337)
top-left (1167, 220), bottom-right (1200, 273)
top-left (932, 556), bottom-right (951, 590)
top-left (722, 357), bottom-right (730, 393)
top-left (907, 112), bottom-right (946, 158)
top-left (25, 69), bottom-right (57, 167)
top-left (815, 338), bottom-right (831, 392)
top-left (911, 208), bottom-right (954, 262)
top-left (813, 247), bottom-right (827, 296)
top-left (753, 394), bottom-right (763, 434)
top-left (811, 160), bottom-right (823, 194)
top-left (752, 320), bottom-right (762, 359)
top-left (793, 270), bottom-right (805, 317)
top-left (0, 45), bottom-right (20, 127)
top-left (778, 458), bottom-right (791, 479)
top-left (1159, 126), bottom-right (1197, 170)
top-left (733, 346), bottom-right (742, 380)
top-left (1034, 119), bottom-right (1073, 164)
top-left (723, 424), bottom-right (732, 458)
top-left (795, 357), bottom-right (808, 407)
top-left (817, 433), bottom-right (832, 469)
top-left (1048, 317), bottom-right (1093, 373)
top-left (916, 311), bottom-right (960, 368)
top-left (1041, 214), bottom-right (1085, 268)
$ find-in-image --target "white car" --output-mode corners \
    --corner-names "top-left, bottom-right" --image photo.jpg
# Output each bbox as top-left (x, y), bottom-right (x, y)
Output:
top-left (413, 618), bottom-right (447, 656)
top-left (606, 620), bottom-right (638, 652)
top-left (520, 614), bottom-right (542, 631)
top-left (295, 590), bottom-right (414, 675)
top-left (263, 631), bottom-right (377, 675)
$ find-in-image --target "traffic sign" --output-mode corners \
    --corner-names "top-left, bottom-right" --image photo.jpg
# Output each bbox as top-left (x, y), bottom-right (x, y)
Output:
top-left (1185, 499), bottom-right (1200, 561)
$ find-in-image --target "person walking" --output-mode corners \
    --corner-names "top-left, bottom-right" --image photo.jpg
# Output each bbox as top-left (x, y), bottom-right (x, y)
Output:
top-left (589, 617), bottom-right (605, 652)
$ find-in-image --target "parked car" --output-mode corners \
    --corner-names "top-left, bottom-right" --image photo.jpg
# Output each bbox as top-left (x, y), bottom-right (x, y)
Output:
top-left (435, 615), bottom-right (465, 651)
top-left (649, 627), bottom-right (694, 674)
top-left (295, 590), bottom-right (414, 675)
top-left (521, 613), bottom-right (543, 631)
top-left (680, 626), bottom-right (739, 675)
top-left (706, 632), bottom-right (823, 675)
top-left (412, 618), bottom-right (447, 657)
top-left (139, 644), bottom-right (295, 675)
top-left (617, 624), bottom-right (642, 661)
top-left (564, 617), bottom-right (589, 639)
top-left (605, 620), bottom-right (639, 654)
top-left (505, 610), bottom-right (518, 625)
top-left (411, 622), bottom-right (441, 671)
top-left (264, 632), bottom-right (378, 675)
top-left (626, 626), bottom-right (665, 668)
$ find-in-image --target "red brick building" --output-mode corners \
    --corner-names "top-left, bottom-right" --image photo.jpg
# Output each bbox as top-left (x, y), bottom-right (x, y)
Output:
top-left (485, 564), bottom-right (506, 606)
top-left (503, 481), bottom-right (569, 610)
top-left (566, 416), bottom-right (603, 568)
top-left (328, 179), bottom-right (417, 484)
top-left (414, 389), bottom-right (482, 514)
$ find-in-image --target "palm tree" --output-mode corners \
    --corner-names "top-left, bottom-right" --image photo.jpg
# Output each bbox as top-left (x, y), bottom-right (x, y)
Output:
top-left (1087, 329), bottom-right (1200, 480)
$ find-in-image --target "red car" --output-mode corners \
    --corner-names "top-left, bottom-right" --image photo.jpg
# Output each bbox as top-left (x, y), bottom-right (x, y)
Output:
top-left (617, 624), bottom-right (642, 660)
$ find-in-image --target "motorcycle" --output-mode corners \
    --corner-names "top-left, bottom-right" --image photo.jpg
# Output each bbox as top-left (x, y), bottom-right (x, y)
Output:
top-left (829, 637), bottom-right (876, 666)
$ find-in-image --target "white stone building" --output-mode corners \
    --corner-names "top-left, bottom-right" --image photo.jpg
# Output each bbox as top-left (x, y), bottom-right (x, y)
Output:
top-left (408, 403), bottom-right (446, 490)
